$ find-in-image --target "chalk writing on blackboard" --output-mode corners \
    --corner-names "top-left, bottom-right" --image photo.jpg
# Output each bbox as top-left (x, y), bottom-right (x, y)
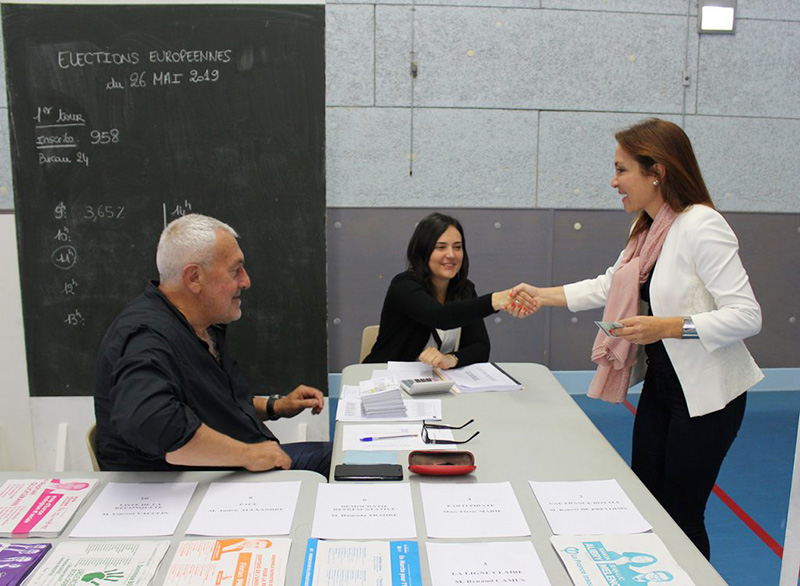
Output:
top-left (5, 4), bottom-right (327, 397)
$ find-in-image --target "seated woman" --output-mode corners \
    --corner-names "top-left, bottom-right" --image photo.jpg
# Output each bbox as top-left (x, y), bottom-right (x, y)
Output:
top-left (363, 212), bottom-right (519, 369)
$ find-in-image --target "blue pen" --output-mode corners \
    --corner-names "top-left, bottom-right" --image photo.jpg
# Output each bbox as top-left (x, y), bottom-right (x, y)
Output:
top-left (359, 434), bottom-right (417, 442)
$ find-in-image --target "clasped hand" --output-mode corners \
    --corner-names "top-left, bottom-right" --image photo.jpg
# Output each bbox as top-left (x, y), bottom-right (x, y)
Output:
top-left (494, 284), bottom-right (540, 318)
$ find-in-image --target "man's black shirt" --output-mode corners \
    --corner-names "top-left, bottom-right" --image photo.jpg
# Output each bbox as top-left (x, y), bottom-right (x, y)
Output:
top-left (94, 281), bottom-right (278, 471)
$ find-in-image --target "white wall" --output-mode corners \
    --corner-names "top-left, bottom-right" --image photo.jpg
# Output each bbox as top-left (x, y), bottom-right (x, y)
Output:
top-left (0, 214), bottom-right (36, 470)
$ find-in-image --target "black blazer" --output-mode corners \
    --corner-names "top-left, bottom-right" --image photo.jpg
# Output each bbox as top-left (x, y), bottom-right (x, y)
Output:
top-left (363, 271), bottom-right (495, 366)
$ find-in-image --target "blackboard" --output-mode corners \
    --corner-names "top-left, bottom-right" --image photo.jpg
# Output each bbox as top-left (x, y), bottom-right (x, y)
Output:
top-left (2, 4), bottom-right (327, 397)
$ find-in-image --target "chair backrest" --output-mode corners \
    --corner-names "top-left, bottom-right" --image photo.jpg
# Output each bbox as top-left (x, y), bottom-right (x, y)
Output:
top-left (780, 414), bottom-right (800, 585)
top-left (85, 424), bottom-right (100, 472)
top-left (359, 325), bottom-right (380, 363)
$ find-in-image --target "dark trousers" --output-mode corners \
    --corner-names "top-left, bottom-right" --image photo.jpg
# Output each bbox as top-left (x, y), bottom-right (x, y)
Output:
top-left (631, 367), bottom-right (746, 560)
top-left (282, 441), bottom-right (333, 479)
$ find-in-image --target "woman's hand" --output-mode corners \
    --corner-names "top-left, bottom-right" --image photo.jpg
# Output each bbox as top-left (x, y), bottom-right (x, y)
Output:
top-left (613, 316), bottom-right (683, 345)
top-left (508, 284), bottom-right (568, 316)
top-left (505, 283), bottom-right (540, 317)
top-left (492, 287), bottom-right (535, 318)
top-left (418, 347), bottom-right (459, 370)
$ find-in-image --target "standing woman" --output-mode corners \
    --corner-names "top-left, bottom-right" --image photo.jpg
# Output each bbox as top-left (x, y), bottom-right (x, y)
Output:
top-left (511, 119), bottom-right (762, 558)
top-left (364, 212), bottom-right (518, 369)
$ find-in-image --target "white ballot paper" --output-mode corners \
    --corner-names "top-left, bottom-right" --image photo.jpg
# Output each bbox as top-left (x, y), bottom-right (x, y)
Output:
top-left (336, 398), bottom-right (442, 422)
top-left (186, 481), bottom-right (301, 536)
top-left (30, 540), bottom-right (170, 586)
top-left (165, 537), bottom-right (291, 586)
top-left (303, 539), bottom-right (422, 586)
top-left (311, 483), bottom-right (416, 539)
top-left (388, 361), bottom-right (433, 377)
top-left (70, 482), bottom-right (197, 537)
top-left (420, 482), bottom-right (530, 538)
top-left (427, 541), bottom-right (551, 586)
top-left (529, 479), bottom-right (651, 535)
top-left (551, 533), bottom-right (695, 586)
top-left (439, 363), bottom-right (523, 393)
top-left (341, 424), bottom-right (455, 451)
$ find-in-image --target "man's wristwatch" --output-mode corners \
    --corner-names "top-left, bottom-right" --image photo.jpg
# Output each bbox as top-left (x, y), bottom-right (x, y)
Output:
top-left (682, 317), bottom-right (699, 339)
top-left (265, 394), bottom-right (282, 420)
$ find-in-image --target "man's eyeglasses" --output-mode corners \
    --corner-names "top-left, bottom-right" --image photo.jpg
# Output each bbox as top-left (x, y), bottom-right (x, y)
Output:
top-left (421, 419), bottom-right (479, 445)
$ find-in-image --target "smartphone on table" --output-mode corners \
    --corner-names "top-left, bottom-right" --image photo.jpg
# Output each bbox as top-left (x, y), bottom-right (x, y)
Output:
top-left (333, 464), bottom-right (404, 481)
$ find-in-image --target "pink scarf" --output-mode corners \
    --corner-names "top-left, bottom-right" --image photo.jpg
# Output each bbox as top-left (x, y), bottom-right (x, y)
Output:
top-left (587, 203), bottom-right (678, 403)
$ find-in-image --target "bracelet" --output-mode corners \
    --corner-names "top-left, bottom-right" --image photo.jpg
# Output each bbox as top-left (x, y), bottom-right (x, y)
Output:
top-left (448, 354), bottom-right (459, 366)
top-left (265, 394), bottom-right (282, 420)
top-left (682, 317), bottom-right (699, 339)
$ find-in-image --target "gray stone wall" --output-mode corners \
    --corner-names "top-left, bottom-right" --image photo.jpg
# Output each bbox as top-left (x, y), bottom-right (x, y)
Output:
top-left (326, 0), bottom-right (800, 212)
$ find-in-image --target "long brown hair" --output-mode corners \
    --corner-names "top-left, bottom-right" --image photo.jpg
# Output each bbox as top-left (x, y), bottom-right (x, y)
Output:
top-left (615, 118), bottom-right (715, 242)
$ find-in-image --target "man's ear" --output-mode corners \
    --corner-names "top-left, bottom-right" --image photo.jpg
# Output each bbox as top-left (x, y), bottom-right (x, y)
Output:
top-left (182, 264), bottom-right (203, 294)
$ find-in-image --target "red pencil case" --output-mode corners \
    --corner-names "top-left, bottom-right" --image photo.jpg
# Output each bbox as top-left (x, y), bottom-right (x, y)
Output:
top-left (408, 450), bottom-right (476, 476)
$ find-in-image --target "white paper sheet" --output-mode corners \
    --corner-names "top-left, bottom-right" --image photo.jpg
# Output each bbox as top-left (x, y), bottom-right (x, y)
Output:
top-left (439, 362), bottom-right (523, 393)
top-left (340, 424), bottom-right (455, 451)
top-left (186, 481), bottom-right (301, 536)
top-left (70, 482), bottom-right (197, 537)
top-left (339, 384), bottom-right (361, 399)
top-left (529, 479), bottom-right (652, 535)
top-left (165, 537), bottom-right (291, 586)
top-left (388, 362), bottom-right (433, 377)
top-left (388, 362), bottom-right (434, 382)
top-left (420, 482), bottom-right (530, 538)
top-left (427, 541), bottom-right (551, 586)
top-left (336, 398), bottom-right (442, 421)
top-left (311, 483), bottom-right (416, 539)
top-left (551, 533), bottom-right (695, 585)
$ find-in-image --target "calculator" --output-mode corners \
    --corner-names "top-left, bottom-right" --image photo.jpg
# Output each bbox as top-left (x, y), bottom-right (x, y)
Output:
top-left (399, 377), bottom-right (454, 395)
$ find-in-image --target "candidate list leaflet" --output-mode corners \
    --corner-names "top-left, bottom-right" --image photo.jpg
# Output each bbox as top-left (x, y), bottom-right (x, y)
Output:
top-left (28, 541), bottom-right (170, 586)
top-left (0, 542), bottom-right (51, 586)
top-left (0, 478), bottom-right (98, 537)
top-left (165, 537), bottom-right (291, 586)
top-left (302, 539), bottom-right (422, 586)
top-left (551, 533), bottom-right (695, 586)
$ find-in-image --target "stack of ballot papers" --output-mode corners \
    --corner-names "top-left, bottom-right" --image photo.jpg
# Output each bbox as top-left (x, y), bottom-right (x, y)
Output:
top-left (165, 538), bottom-right (291, 586)
top-left (28, 541), bottom-right (170, 586)
top-left (551, 533), bottom-right (695, 586)
top-left (359, 377), bottom-right (407, 418)
top-left (0, 543), bottom-right (51, 585)
top-left (302, 539), bottom-right (422, 586)
top-left (0, 478), bottom-right (98, 537)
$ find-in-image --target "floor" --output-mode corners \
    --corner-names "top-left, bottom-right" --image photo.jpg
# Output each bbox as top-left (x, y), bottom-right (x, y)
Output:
top-left (572, 390), bottom-right (800, 586)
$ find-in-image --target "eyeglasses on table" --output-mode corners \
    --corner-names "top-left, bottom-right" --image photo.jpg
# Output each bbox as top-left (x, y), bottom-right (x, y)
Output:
top-left (421, 419), bottom-right (480, 445)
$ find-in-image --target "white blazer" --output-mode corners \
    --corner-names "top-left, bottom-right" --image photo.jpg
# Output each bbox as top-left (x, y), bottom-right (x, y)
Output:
top-left (564, 204), bottom-right (763, 417)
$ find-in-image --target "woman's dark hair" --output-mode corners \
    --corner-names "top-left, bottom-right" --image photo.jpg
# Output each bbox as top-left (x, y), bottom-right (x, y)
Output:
top-left (406, 212), bottom-right (472, 301)
top-left (615, 118), bottom-right (715, 242)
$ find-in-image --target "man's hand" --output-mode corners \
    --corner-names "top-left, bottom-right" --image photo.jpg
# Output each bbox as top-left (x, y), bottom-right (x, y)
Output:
top-left (418, 347), bottom-right (458, 370)
top-left (243, 440), bottom-right (292, 472)
top-left (273, 385), bottom-right (324, 418)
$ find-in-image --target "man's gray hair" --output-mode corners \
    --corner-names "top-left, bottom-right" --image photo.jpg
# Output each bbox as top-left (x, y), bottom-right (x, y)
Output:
top-left (156, 214), bottom-right (239, 285)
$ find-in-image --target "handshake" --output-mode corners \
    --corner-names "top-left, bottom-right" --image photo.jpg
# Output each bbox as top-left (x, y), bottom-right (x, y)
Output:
top-left (491, 283), bottom-right (542, 319)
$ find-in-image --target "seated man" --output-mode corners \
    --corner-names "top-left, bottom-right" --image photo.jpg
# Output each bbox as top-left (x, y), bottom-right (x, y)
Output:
top-left (94, 213), bottom-right (331, 476)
